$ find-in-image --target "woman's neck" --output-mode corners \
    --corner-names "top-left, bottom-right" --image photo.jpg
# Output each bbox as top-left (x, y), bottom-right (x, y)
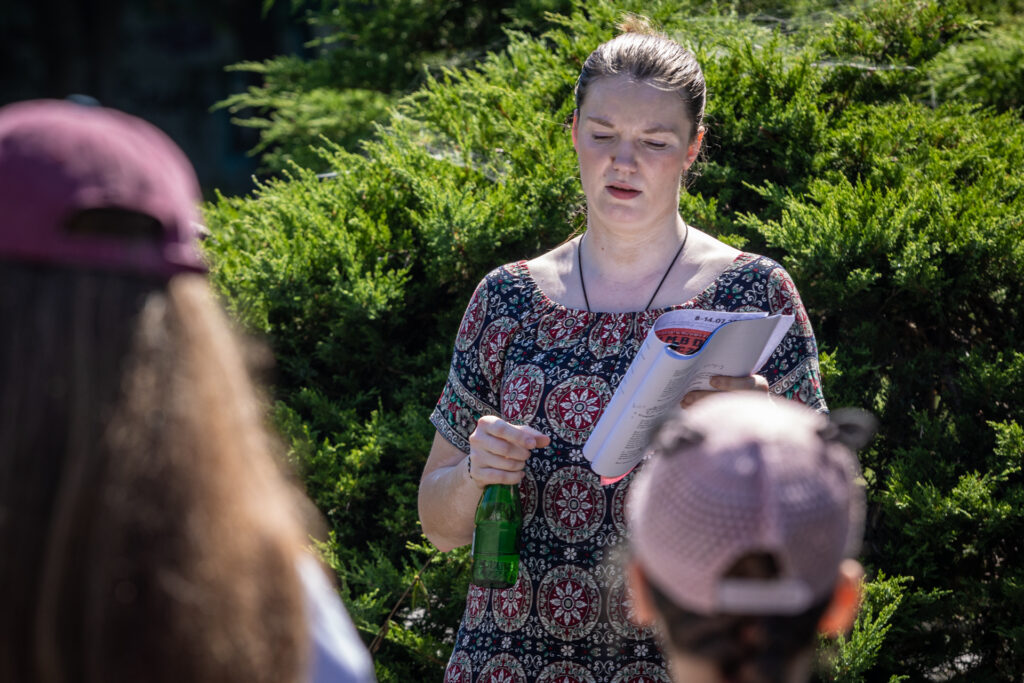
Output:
top-left (665, 648), bottom-right (814, 683)
top-left (525, 211), bottom-right (740, 313)
top-left (581, 213), bottom-right (687, 285)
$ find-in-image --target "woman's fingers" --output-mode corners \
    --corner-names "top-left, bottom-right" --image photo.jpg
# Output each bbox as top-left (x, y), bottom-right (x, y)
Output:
top-left (680, 389), bottom-right (709, 408)
top-left (709, 374), bottom-right (769, 393)
top-left (680, 375), bottom-right (770, 408)
top-left (712, 376), bottom-right (770, 393)
top-left (473, 430), bottom-right (529, 469)
top-left (467, 416), bottom-right (550, 485)
top-left (479, 416), bottom-right (550, 451)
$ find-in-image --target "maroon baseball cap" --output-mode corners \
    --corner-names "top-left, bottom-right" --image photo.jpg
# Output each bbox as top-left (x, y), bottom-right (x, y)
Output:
top-left (0, 99), bottom-right (206, 277)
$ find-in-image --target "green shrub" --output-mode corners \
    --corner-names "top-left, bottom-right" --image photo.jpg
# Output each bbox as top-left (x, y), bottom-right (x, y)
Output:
top-left (960, 0), bottom-right (1024, 20)
top-left (205, 0), bottom-right (1024, 679)
top-left (214, 0), bottom-right (573, 172)
top-left (742, 100), bottom-right (1024, 680)
top-left (205, 9), bottom-right (587, 675)
top-left (217, 84), bottom-right (393, 173)
top-left (926, 20), bottom-right (1024, 113)
top-left (696, 34), bottom-right (827, 232)
top-left (828, 573), bottom-right (910, 683)
top-left (814, 0), bottom-right (981, 107)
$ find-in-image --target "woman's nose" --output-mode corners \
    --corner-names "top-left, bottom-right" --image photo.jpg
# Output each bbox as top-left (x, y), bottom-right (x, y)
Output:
top-left (611, 141), bottom-right (637, 172)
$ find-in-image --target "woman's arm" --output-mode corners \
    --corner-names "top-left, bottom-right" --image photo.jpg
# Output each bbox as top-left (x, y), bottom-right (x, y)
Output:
top-left (418, 417), bottom-right (549, 552)
top-left (418, 433), bottom-right (484, 552)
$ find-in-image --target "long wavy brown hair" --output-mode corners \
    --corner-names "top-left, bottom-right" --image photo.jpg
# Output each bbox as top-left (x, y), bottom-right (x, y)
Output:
top-left (0, 264), bottom-right (313, 683)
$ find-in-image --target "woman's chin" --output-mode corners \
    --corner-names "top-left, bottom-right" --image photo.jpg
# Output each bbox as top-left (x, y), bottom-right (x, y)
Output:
top-left (589, 202), bottom-right (667, 231)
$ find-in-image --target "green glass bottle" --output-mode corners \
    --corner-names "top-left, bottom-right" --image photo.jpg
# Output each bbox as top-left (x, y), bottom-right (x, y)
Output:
top-left (470, 483), bottom-right (522, 589)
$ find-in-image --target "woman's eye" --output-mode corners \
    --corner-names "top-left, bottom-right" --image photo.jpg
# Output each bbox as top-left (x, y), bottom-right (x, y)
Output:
top-left (645, 141), bottom-right (667, 149)
top-left (592, 134), bottom-right (612, 142)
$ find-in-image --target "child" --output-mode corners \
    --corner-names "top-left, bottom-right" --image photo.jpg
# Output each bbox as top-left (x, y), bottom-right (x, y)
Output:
top-left (627, 393), bottom-right (874, 683)
top-left (0, 99), bottom-right (374, 683)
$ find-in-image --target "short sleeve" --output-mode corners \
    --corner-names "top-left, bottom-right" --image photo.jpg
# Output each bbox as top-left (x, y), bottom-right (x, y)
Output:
top-left (430, 272), bottom-right (518, 452)
top-left (758, 265), bottom-right (828, 412)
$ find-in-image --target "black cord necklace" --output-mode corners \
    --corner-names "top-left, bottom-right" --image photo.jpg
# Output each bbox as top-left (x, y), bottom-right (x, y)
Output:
top-left (577, 222), bottom-right (690, 313)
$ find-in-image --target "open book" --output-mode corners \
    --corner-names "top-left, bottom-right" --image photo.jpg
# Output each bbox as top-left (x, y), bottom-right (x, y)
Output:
top-left (582, 309), bottom-right (794, 479)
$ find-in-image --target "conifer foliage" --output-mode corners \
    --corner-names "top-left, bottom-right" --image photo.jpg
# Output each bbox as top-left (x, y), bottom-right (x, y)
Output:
top-left (203, 1), bottom-right (1024, 680)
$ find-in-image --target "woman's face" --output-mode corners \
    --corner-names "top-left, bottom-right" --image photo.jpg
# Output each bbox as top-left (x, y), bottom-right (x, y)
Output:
top-left (573, 75), bottom-right (701, 235)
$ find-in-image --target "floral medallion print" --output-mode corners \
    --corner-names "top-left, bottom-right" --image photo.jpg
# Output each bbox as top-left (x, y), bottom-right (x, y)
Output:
top-left (501, 363), bottom-right (545, 425)
top-left (611, 661), bottom-right (672, 683)
top-left (767, 268), bottom-right (814, 338)
top-left (444, 649), bottom-right (473, 683)
top-left (793, 359), bottom-right (826, 410)
top-left (537, 309), bottom-right (590, 350)
top-left (493, 564), bottom-right (532, 632)
top-left (519, 467), bottom-right (538, 526)
top-left (538, 564), bottom-right (602, 641)
top-left (429, 257), bottom-right (827, 680)
top-left (543, 466), bottom-right (604, 543)
top-left (588, 313), bottom-right (633, 359)
top-left (607, 573), bottom-right (650, 641)
top-left (537, 660), bottom-right (598, 683)
top-left (478, 653), bottom-right (528, 683)
top-left (455, 284), bottom-right (488, 352)
top-left (544, 375), bottom-right (611, 446)
top-left (464, 583), bottom-right (489, 631)
top-left (635, 309), bottom-right (661, 341)
top-left (479, 316), bottom-right (521, 389)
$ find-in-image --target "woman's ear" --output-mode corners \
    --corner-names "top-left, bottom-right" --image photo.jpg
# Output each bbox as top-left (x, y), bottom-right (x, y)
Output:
top-left (683, 126), bottom-right (705, 171)
top-left (571, 109), bottom-right (579, 149)
top-left (818, 559), bottom-right (864, 637)
top-left (627, 560), bottom-right (658, 626)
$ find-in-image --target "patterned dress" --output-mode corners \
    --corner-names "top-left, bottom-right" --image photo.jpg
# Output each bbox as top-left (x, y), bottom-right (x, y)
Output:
top-left (430, 254), bottom-right (826, 683)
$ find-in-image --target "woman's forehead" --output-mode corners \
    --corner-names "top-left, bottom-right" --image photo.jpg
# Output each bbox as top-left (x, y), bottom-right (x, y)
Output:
top-left (579, 76), bottom-right (691, 134)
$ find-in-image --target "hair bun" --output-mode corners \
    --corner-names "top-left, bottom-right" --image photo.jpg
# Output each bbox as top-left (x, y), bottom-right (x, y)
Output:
top-left (616, 13), bottom-right (662, 37)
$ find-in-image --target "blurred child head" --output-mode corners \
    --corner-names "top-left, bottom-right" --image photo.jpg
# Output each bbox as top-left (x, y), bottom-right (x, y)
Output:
top-left (627, 394), bottom-right (874, 683)
top-left (0, 100), bottom-right (312, 683)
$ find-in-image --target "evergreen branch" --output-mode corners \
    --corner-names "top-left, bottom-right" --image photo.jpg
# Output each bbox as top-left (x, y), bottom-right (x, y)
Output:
top-left (369, 548), bottom-right (438, 654)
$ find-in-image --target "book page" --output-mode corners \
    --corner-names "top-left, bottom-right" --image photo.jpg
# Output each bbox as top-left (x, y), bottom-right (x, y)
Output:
top-left (584, 309), bottom-right (755, 455)
top-left (583, 312), bottom-right (793, 478)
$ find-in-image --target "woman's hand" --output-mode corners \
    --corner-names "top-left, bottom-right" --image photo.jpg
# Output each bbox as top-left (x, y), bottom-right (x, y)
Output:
top-left (467, 415), bottom-right (550, 488)
top-left (679, 374), bottom-right (769, 409)
top-left (420, 418), bottom-right (549, 551)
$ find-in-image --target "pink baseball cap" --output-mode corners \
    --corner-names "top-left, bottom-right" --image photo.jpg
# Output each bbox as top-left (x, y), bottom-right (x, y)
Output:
top-left (0, 99), bottom-right (206, 277)
top-left (628, 394), bottom-right (872, 616)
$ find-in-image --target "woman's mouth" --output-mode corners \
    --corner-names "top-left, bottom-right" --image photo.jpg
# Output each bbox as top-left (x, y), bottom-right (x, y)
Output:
top-left (606, 184), bottom-right (641, 199)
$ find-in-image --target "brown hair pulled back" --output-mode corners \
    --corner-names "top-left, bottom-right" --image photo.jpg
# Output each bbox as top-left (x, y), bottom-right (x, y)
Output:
top-left (575, 14), bottom-right (707, 140)
top-left (647, 553), bottom-right (829, 683)
top-left (0, 263), bottom-right (312, 683)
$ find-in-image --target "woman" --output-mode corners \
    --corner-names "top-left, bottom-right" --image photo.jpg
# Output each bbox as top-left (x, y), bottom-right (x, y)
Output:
top-left (419, 18), bottom-right (827, 682)
top-left (0, 99), bottom-right (374, 683)
top-left (626, 394), bottom-right (870, 683)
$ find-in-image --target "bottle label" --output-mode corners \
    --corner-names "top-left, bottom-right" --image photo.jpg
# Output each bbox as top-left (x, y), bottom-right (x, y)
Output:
top-left (471, 520), bottom-right (520, 556)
